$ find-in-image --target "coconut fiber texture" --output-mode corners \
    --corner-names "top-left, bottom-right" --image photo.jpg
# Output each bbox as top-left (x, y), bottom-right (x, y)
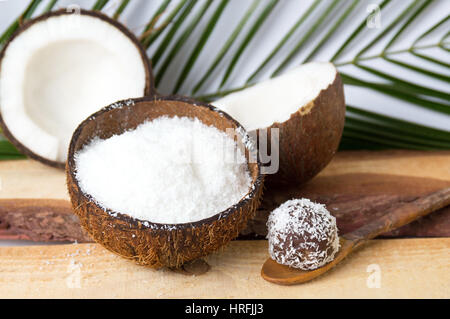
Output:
top-left (66, 95), bottom-right (264, 268)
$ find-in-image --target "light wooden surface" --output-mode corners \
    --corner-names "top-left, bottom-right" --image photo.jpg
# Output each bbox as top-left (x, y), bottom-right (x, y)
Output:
top-left (0, 239), bottom-right (449, 298)
top-left (0, 150), bottom-right (449, 200)
top-left (320, 150), bottom-right (450, 180)
top-left (0, 151), bottom-right (449, 298)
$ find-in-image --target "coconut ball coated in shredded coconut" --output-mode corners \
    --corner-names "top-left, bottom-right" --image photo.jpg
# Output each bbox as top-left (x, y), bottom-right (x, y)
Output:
top-left (267, 198), bottom-right (340, 270)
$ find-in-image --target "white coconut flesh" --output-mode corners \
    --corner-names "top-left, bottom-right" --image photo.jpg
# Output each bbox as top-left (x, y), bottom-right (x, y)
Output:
top-left (0, 14), bottom-right (147, 163)
top-left (213, 62), bottom-right (337, 131)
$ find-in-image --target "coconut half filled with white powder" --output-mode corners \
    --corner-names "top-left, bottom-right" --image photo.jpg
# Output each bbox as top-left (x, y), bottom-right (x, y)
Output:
top-left (0, 10), bottom-right (153, 168)
top-left (66, 96), bottom-right (264, 268)
top-left (75, 116), bottom-right (252, 224)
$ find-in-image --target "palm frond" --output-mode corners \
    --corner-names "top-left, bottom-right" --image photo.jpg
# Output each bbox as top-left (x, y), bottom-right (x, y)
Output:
top-left (303, 0), bottom-right (359, 63)
top-left (330, 0), bottom-right (392, 61)
top-left (411, 51), bottom-right (450, 68)
top-left (0, 0), bottom-right (43, 47)
top-left (155, 0), bottom-right (214, 86)
top-left (141, 0), bottom-right (171, 39)
top-left (92, 0), bottom-right (109, 11)
top-left (340, 105), bottom-right (450, 150)
top-left (173, 0), bottom-right (229, 93)
top-left (343, 106), bottom-right (450, 150)
top-left (192, 0), bottom-right (260, 94)
top-left (151, 0), bottom-right (198, 67)
top-left (271, 0), bottom-right (340, 77)
top-left (0, 135), bottom-right (25, 159)
top-left (245, 0), bottom-right (321, 84)
top-left (141, 0), bottom-right (185, 49)
top-left (383, 57), bottom-right (449, 82)
top-left (113, 0), bottom-right (131, 20)
top-left (219, 0), bottom-right (278, 88)
top-left (0, 0), bottom-right (448, 161)
top-left (44, 0), bottom-right (59, 13)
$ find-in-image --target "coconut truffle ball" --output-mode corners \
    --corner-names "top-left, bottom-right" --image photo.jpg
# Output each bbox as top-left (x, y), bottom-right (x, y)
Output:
top-left (267, 198), bottom-right (340, 270)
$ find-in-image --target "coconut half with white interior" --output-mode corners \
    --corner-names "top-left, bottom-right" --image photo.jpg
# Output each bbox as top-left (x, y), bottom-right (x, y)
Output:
top-left (214, 62), bottom-right (345, 184)
top-left (0, 9), bottom-right (153, 168)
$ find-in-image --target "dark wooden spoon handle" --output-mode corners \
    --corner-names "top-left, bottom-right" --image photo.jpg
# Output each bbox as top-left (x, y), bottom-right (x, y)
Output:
top-left (343, 187), bottom-right (450, 247)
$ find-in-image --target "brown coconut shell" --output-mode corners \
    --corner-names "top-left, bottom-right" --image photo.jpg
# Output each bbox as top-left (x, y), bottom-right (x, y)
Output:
top-left (263, 72), bottom-right (345, 185)
top-left (0, 9), bottom-right (154, 169)
top-left (66, 95), bottom-right (264, 268)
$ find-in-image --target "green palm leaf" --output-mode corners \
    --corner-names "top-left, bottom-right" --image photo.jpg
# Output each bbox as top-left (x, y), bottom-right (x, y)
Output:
top-left (154, 0), bottom-right (214, 86)
top-left (173, 0), bottom-right (229, 93)
top-left (113, 0), bottom-right (131, 19)
top-left (0, 0), bottom-right (43, 47)
top-left (141, 0), bottom-right (186, 49)
top-left (303, 0), bottom-right (359, 63)
top-left (92, 0), bottom-right (109, 11)
top-left (151, 0), bottom-right (198, 67)
top-left (219, 0), bottom-right (278, 88)
top-left (192, 0), bottom-right (260, 94)
top-left (245, 0), bottom-right (321, 84)
top-left (0, 0), bottom-right (448, 161)
top-left (271, 0), bottom-right (340, 77)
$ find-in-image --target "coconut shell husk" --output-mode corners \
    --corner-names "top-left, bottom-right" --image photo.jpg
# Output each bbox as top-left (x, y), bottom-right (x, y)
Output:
top-left (66, 95), bottom-right (264, 268)
top-left (262, 72), bottom-right (345, 185)
top-left (0, 9), bottom-right (154, 169)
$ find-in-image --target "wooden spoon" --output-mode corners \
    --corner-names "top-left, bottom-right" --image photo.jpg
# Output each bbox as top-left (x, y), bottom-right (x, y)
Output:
top-left (261, 187), bottom-right (450, 285)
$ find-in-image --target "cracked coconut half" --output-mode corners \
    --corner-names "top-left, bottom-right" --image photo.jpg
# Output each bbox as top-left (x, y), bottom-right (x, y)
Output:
top-left (214, 62), bottom-right (345, 184)
top-left (0, 9), bottom-right (153, 168)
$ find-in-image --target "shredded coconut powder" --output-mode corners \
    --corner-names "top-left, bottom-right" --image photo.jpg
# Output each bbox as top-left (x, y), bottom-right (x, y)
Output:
top-left (75, 116), bottom-right (252, 224)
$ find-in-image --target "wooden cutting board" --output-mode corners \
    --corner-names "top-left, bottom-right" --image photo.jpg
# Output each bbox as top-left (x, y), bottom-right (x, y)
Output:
top-left (0, 150), bottom-right (449, 298)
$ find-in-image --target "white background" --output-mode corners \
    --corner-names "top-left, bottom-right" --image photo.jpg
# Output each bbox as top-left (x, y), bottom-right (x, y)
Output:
top-left (0, 0), bottom-right (448, 246)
